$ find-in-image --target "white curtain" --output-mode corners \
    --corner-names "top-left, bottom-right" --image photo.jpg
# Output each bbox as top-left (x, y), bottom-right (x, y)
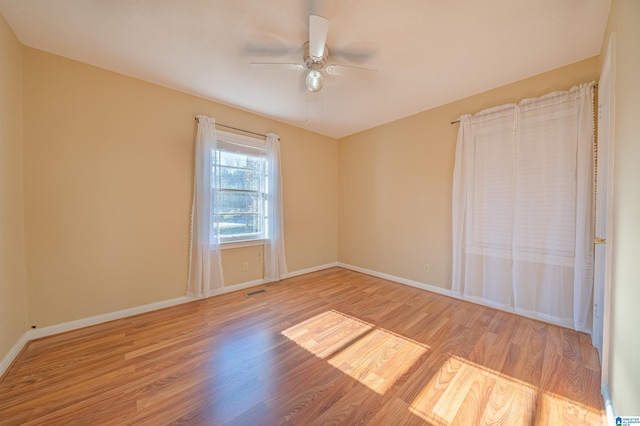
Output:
top-left (187, 115), bottom-right (224, 297)
top-left (264, 133), bottom-right (288, 281)
top-left (452, 83), bottom-right (594, 332)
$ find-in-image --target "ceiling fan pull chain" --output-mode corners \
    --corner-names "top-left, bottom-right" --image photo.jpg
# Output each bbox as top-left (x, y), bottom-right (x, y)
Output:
top-left (305, 91), bottom-right (309, 125)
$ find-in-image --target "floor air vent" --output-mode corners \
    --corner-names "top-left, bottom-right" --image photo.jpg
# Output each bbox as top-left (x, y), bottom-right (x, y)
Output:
top-left (246, 289), bottom-right (267, 297)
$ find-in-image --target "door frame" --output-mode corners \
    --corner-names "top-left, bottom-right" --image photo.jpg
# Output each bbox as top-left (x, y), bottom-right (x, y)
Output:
top-left (594, 31), bottom-right (616, 394)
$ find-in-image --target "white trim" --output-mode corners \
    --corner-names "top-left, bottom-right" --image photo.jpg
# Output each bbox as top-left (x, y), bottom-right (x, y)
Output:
top-left (0, 332), bottom-right (31, 379)
top-left (29, 296), bottom-right (195, 340)
top-left (0, 295), bottom-right (195, 379)
top-left (337, 262), bottom-right (453, 297)
top-left (1, 262), bottom-right (340, 378)
top-left (600, 31), bottom-right (616, 393)
top-left (205, 263), bottom-right (339, 296)
top-left (220, 239), bottom-right (265, 250)
top-left (337, 262), bottom-right (592, 331)
top-left (217, 129), bottom-right (266, 147)
top-left (283, 262), bottom-right (338, 279)
top-left (602, 383), bottom-right (615, 425)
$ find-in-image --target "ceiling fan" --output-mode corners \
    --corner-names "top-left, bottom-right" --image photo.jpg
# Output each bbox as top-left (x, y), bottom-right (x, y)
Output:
top-left (251, 15), bottom-right (376, 93)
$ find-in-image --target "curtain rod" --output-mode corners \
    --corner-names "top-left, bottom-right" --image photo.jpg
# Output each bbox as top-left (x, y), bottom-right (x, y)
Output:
top-left (449, 84), bottom-right (598, 125)
top-left (194, 117), bottom-right (268, 138)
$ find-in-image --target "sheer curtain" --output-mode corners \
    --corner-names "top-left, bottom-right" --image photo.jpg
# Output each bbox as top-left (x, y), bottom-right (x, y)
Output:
top-left (187, 115), bottom-right (224, 297)
top-left (264, 133), bottom-right (288, 281)
top-left (452, 83), bottom-right (595, 332)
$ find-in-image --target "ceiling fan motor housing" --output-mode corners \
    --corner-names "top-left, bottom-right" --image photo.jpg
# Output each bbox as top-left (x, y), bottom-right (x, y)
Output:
top-left (303, 41), bottom-right (328, 71)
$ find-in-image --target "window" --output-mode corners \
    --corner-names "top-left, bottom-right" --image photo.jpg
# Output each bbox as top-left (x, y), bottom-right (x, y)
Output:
top-left (188, 116), bottom-right (286, 296)
top-left (213, 131), bottom-right (268, 244)
top-left (452, 82), bottom-right (595, 332)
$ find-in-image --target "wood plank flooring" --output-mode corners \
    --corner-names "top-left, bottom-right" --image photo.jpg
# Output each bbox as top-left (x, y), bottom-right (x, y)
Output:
top-left (0, 267), bottom-right (606, 425)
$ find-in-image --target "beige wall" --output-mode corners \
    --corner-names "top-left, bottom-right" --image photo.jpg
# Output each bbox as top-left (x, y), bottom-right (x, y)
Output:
top-left (601, 0), bottom-right (640, 415)
top-left (338, 57), bottom-right (600, 289)
top-left (0, 15), bottom-right (28, 359)
top-left (22, 48), bottom-right (338, 327)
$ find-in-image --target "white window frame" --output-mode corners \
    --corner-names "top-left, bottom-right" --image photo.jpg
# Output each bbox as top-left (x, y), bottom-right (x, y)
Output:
top-left (213, 130), bottom-right (268, 248)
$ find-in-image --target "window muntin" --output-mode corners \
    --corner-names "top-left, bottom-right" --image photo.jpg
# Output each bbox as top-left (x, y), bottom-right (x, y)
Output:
top-left (213, 133), bottom-right (268, 244)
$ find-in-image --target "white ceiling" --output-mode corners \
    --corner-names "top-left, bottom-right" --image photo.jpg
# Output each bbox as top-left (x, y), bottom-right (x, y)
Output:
top-left (0, 0), bottom-right (610, 139)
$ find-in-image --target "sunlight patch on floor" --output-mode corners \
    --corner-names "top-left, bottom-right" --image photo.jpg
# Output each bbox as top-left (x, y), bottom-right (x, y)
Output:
top-left (282, 310), bottom-right (428, 394)
top-left (409, 355), bottom-right (605, 425)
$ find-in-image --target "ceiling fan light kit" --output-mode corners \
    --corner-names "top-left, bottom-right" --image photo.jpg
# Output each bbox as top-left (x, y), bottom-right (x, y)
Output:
top-left (306, 70), bottom-right (324, 92)
top-left (303, 40), bottom-right (327, 92)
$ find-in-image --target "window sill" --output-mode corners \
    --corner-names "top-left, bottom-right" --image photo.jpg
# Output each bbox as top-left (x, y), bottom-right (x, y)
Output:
top-left (220, 239), bottom-right (265, 250)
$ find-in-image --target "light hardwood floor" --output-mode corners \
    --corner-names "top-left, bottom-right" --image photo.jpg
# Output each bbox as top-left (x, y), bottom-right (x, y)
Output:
top-left (0, 267), bottom-right (606, 425)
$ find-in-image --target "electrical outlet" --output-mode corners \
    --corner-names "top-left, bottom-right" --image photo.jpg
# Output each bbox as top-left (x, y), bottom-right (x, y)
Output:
top-left (242, 261), bottom-right (249, 271)
top-left (424, 264), bottom-right (430, 273)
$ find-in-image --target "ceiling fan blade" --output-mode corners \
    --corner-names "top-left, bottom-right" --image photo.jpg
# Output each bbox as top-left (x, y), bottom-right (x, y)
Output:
top-left (250, 62), bottom-right (305, 71)
top-left (244, 42), bottom-right (294, 57)
top-left (309, 15), bottom-right (329, 59)
top-left (330, 46), bottom-right (378, 64)
top-left (325, 64), bottom-right (377, 77)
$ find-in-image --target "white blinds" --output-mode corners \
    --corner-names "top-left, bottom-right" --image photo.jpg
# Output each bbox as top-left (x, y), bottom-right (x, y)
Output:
top-left (452, 83), bottom-right (595, 332)
top-left (515, 97), bottom-right (580, 263)
top-left (469, 111), bottom-right (515, 256)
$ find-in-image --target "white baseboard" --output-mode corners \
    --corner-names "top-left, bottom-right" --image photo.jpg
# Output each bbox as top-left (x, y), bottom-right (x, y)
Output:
top-left (29, 295), bottom-right (196, 340)
top-left (0, 263), bottom-right (339, 379)
top-left (0, 295), bottom-right (196, 379)
top-left (337, 262), bottom-right (592, 333)
top-left (284, 262), bottom-right (339, 279)
top-left (205, 262), bottom-right (339, 296)
top-left (337, 262), bottom-right (455, 298)
top-left (0, 332), bottom-right (31, 379)
top-left (602, 383), bottom-right (616, 425)
top-left (31, 263), bottom-right (339, 338)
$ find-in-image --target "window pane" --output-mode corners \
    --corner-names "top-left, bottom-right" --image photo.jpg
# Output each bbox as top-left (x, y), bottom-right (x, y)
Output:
top-left (219, 151), bottom-right (264, 170)
top-left (217, 191), bottom-right (264, 214)
top-left (216, 214), bottom-right (263, 237)
top-left (213, 137), bottom-right (268, 243)
top-left (219, 166), bottom-right (263, 191)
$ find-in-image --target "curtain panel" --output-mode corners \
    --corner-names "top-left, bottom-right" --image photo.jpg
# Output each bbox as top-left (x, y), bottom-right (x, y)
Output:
top-left (452, 83), bottom-right (595, 333)
top-left (264, 133), bottom-right (288, 281)
top-left (187, 115), bottom-right (224, 297)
